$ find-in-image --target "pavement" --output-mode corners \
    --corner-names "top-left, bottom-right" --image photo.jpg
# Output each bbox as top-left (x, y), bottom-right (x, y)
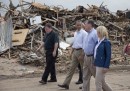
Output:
top-left (0, 71), bottom-right (130, 91)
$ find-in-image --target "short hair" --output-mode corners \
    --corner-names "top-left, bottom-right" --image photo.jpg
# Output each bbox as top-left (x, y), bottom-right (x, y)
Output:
top-left (85, 20), bottom-right (95, 27)
top-left (45, 23), bottom-right (52, 29)
top-left (96, 26), bottom-right (109, 39)
top-left (76, 20), bottom-right (82, 24)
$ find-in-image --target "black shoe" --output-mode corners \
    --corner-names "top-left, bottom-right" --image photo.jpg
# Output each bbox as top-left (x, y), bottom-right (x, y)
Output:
top-left (48, 79), bottom-right (57, 82)
top-left (75, 81), bottom-right (83, 84)
top-left (79, 86), bottom-right (82, 89)
top-left (39, 80), bottom-right (47, 84)
top-left (58, 84), bottom-right (69, 89)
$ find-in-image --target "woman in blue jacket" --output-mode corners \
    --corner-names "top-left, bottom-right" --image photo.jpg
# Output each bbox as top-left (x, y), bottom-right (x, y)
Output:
top-left (94, 26), bottom-right (112, 91)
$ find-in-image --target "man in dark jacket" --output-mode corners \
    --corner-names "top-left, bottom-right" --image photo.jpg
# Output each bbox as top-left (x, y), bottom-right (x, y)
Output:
top-left (37, 23), bottom-right (59, 84)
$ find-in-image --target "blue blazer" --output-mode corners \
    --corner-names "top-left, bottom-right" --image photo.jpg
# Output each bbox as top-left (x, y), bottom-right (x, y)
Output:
top-left (94, 39), bottom-right (111, 68)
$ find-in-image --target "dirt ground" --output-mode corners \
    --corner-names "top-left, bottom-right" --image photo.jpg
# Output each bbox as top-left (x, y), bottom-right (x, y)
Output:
top-left (0, 58), bottom-right (130, 76)
top-left (0, 71), bottom-right (130, 91)
top-left (0, 58), bottom-right (130, 91)
top-left (0, 58), bottom-right (43, 76)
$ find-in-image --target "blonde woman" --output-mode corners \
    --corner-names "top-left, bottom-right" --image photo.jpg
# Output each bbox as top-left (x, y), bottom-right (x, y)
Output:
top-left (94, 26), bottom-right (112, 91)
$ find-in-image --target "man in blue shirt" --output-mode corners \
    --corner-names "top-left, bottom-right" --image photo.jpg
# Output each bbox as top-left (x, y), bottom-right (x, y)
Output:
top-left (82, 20), bottom-right (98, 91)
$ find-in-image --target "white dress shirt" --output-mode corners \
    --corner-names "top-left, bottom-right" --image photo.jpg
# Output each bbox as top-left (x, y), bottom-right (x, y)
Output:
top-left (72, 29), bottom-right (88, 49)
top-left (94, 38), bottom-right (105, 59)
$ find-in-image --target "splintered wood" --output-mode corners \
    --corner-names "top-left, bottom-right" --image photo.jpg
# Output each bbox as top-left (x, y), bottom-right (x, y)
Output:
top-left (12, 29), bottom-right (29, 46)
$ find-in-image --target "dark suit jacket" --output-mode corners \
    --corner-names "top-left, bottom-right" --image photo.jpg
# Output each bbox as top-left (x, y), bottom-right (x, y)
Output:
top-left (94, 39), bottom-right (111, 68)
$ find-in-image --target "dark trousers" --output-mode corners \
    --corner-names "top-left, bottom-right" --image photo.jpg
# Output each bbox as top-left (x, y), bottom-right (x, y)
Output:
top-left (42, 51), bottom-right (57, 82)
top-left (78, 64), bottom-right (83, 82)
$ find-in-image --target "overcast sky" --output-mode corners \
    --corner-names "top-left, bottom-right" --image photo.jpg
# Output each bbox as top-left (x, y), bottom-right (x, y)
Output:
top-left (1, 0), bottom-right (130, 15)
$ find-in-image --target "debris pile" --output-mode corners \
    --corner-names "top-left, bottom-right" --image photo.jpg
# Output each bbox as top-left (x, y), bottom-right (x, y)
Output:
top-left (0, 1), bottom-right (130, 68)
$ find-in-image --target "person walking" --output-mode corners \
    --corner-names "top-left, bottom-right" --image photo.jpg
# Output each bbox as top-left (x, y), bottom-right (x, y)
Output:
top-left (58, 20), bottom-right (87, 89)
top-left (75, 64), bottom-right (83, 84)
top-left (94, 26), bottom-right (112, 91)
top-left (82, 20), bottom-right (98, 91)
top-left (37, 23), bottom-right (59, 84)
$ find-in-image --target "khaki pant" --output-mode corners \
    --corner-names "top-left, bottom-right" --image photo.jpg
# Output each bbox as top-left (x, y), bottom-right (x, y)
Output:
top-left (63, 49), bottom-right (83, 85)
top-left (95, 67), bottom-right (112, 91)
top-left (83, 55), bottom-right (96, 91)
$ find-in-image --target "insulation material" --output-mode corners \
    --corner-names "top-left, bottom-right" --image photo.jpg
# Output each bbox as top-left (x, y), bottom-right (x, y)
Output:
top-left (0, 18), bottom-right (13, 53)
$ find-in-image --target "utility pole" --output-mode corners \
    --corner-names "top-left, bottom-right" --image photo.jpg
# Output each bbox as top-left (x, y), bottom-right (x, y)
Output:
top-left (19, 0), bottom-right (24, 12)
top-left (0, 2), bottom-right (2, 8)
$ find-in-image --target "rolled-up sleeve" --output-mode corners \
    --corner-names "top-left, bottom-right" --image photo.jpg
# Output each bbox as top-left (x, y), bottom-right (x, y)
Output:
top-left (54, 33), bottom-right (59, 43)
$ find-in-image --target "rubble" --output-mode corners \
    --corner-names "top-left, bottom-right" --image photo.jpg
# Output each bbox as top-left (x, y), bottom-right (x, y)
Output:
top-left (0, 0), bottom-right (130, 69)
top-left (19, 52), bottom-right (43, 65)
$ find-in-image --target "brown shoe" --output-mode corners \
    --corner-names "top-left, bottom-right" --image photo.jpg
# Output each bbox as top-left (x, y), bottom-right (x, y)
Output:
top-left (39, 80), bottom-right (47, 85)
top-left (58, 84), bottom-right (69, 89)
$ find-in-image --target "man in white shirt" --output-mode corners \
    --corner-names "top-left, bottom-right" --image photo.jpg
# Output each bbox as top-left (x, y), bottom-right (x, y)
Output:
top-left (58, 20), bottom-right (88, 89)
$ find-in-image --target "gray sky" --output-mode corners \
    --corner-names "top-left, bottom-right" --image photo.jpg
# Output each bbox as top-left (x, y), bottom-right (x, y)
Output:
top-left (0, 0), bottom-right (130, 15)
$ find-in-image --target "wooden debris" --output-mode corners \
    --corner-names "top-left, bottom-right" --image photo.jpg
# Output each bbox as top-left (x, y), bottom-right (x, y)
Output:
top-left (1, 1), bottom-right (130, 66)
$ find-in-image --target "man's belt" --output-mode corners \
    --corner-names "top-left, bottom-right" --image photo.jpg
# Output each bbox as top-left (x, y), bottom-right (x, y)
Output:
top-left (86, 54), bottom-right (93, 57)
top-left (74, 48), bottom-right (82, 50)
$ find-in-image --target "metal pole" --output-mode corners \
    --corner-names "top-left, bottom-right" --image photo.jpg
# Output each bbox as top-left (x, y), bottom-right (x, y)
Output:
top-left (19, 0), bottom-right (24, 12)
